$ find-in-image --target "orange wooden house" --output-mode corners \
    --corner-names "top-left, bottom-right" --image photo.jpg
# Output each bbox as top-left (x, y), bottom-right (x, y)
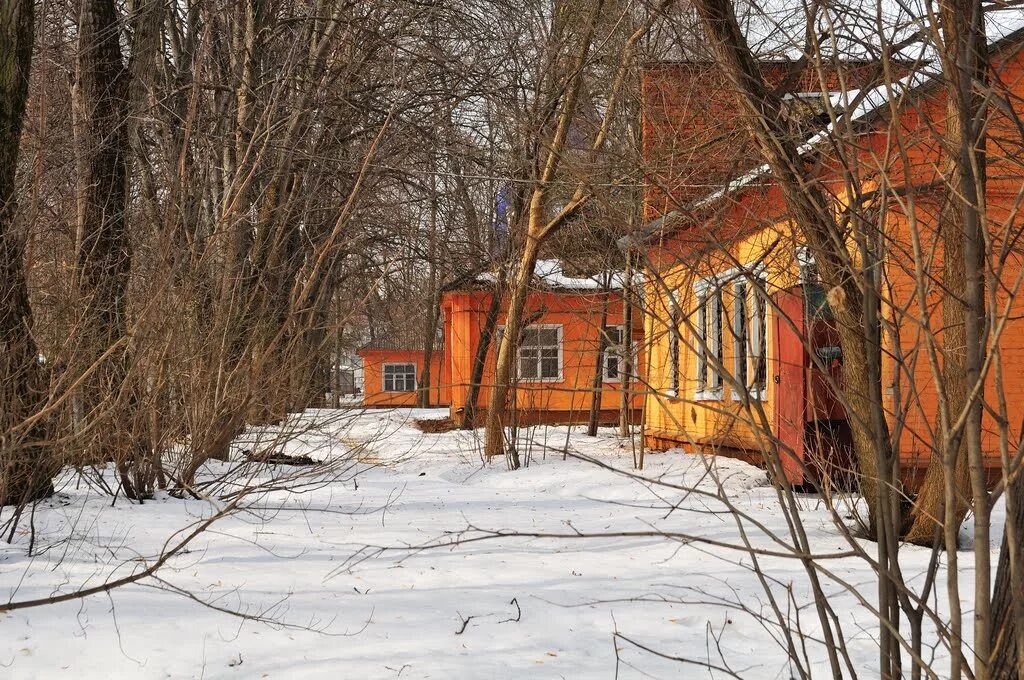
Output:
top-left (442, 260), bottom-right (645, 426)
top-left (630, 19), bottom-right (1024, 487)
top-left (357, 331), bottom-right (450, 408)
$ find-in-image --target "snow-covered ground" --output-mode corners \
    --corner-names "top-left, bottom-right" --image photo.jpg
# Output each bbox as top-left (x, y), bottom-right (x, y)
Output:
top-left (0, 408), bottom-right (984, 679)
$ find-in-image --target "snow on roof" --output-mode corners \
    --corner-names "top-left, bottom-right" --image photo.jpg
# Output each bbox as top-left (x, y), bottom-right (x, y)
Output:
top-left (731, 1), bottom-right (1022, 61)
top-left (688, 7), bottom-right (1024, 212)
top-left (621, 7), bottom-right (1024, 251)
top-left (475, 259), bottom-right (640, 291)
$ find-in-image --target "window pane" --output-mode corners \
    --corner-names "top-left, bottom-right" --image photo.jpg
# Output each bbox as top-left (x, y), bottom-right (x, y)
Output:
top-left (606, 355), bottom-right (619, 379)
top-left (538, 328), bottom-right (558, 346)
top-left (734, 283), bottom-right (747, 388)
top-left (540, 347), bottom-right (558, 360)
top-left (519, 356), bottom-right (538, 378)
top-left (713, 288), bottom-right (723, 388)
top-left (521, 327), bottom-right (540, 348)
top-left (540, 357), bottom-right (559, 378)
top-left (520, 348), bottom-right (539, 362)
top-left (384, 375), bottom-right (394, 391)
top-left (670, 299), bottom-right (681, 394)
top-left (696, 294), bottom-right (707, 389)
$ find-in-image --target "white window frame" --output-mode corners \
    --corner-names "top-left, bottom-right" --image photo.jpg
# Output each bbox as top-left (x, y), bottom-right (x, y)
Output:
top-left (382, 362), bottom-right (416, 392)
top-left (796, 246), bottom-right (815, 283)
top-left (498, 324), bottom-right (564, 382)
top-left (748, 270), bottom-right (769, 401)
top-left (731, 263), bottom-right (768, 402)
top-left (667, 292), bottom-right (681, 398)
top-left (694, 276), bottom-right (726, 401)
top-left (733, 279), bottom-right (748, 391)
top-left (602, 325), bottom-right (635, 382)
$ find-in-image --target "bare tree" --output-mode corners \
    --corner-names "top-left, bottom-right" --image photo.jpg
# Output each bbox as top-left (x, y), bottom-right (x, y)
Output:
top-left (0, 0), bottom-right (52, 509)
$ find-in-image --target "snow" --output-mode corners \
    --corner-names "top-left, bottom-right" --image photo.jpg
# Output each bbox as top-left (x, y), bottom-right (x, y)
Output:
top-left (477, 258), bottom-right (640, 291)
top-left (675, 6), bottom-right (1024, 215)
top-left (0, 408), bottom-right (992, 678)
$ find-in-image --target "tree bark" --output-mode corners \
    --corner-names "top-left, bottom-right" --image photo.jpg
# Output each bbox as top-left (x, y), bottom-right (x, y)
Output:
top-left (483, 0), bottom-right (603, 462)
top-left (0, 0), bottom-right (53, 508)
top-left (690, 0), bottom-right (892, 533)
top-left (74, 0), bottom-right (132, 462)
top-left (992, 467), bottom-right (1024, 678)
top-left (619, 248), bottom-right (635, 437)
top-left (903, 0), bottom-right (989, 549)
top-left (587, 276), bottom-right (612, 436)
top-left (418, 165), bottom-right (440, 408)
top-left (461, 277), bottom-right (503, 430)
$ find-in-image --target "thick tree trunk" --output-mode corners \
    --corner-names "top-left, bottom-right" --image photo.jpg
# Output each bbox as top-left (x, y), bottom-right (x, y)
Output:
top-left (418, 298), bottom-right (441, 409)
top-left (992, 468), bottom-right (1024, 678)
top-left (691, 0), bottom-right (891, 532)
top-left (903, 0), bottom-right (989, 548)
top-left (74, 0), bottom-right (132, 462)
top-left (482, 1), bottom-right (604, 462)
top-left (0, 0), bottom-right (53, 509)
top-left (461, 278), bottom-right (503, 430)
top-left (485, 235), bottom-right (542, 466)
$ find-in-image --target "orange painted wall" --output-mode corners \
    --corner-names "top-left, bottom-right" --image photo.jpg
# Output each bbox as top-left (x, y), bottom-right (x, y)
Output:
top-left (442, 289), bottom-right (645, 424)
top-left (358, 348), bottom-right (449, 408)
top-left (861, 46), bottom-right (1024, 480)
top-left (640, 41), bottom-right (1024, 480)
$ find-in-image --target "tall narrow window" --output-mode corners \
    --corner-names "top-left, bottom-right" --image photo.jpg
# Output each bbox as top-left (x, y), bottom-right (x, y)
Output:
top-left (751, 282), bottom-right (767, 395)
top-left (669, 297), bottom-right (681, 396)
top-left (694, 279), bottom-right (724, 397)
top-left (733, 281), bottom-right (748, 390)
top-left (711, 286), bottom-right (724, 390)
top-left (695, 290), bottom-right (707, 391)
top-left (603, 326), bottom-right (627, 381)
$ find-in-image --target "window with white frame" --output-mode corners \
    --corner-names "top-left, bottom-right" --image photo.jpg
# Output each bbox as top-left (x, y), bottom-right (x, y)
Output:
top-left (517, 325), bottom-right (562, 380)
top-left (602, 326), bottom-right (632, 381)
top-left (733, 269), bottom-right (768, 399)
top-left (668, 294), bottom-right (681, 396)
top-left (383, 363), bottom-right (416, 392)
top-left (733, 280), bottom-right (748, 389)
top-left (750, 279), bottom-right (768, 394)
top-left (694, 279), bottom-right (724, 396)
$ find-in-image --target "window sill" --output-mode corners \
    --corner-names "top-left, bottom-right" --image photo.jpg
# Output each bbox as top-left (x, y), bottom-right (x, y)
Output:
top-left (693, 389), bottom-right (724, 402)
top-left (517, 377), bottom-right (564, 384)
top-left (730, 388), bottom-right (767, 402)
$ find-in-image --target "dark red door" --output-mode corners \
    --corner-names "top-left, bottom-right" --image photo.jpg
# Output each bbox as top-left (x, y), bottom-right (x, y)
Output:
top-left (773, 288), bottom-right (806, 485)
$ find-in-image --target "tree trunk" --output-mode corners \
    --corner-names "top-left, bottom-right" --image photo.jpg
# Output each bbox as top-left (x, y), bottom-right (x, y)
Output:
top-left (461, 276), bottom-right (503, 429)
top-left (482, 0), bottom-right (603, 462)
top-left (74, 0), bottom-right (132, 462)
top-left (992, 468), bottom-right (1024, 679)
top-left (587, 275), bottom-right (612, 436)
top-left (619, 252), bottom-right (635, 437)
top-left (903, 0), bottom-right (989, 549)
top-left (0, 0), bottom-right (53, 509)
top-left (418, 170), bottom-right (440, 408)
top-left (690, 0), bottom-right (891, 533)
top-left (485, 235), bottom-right (543, 466)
